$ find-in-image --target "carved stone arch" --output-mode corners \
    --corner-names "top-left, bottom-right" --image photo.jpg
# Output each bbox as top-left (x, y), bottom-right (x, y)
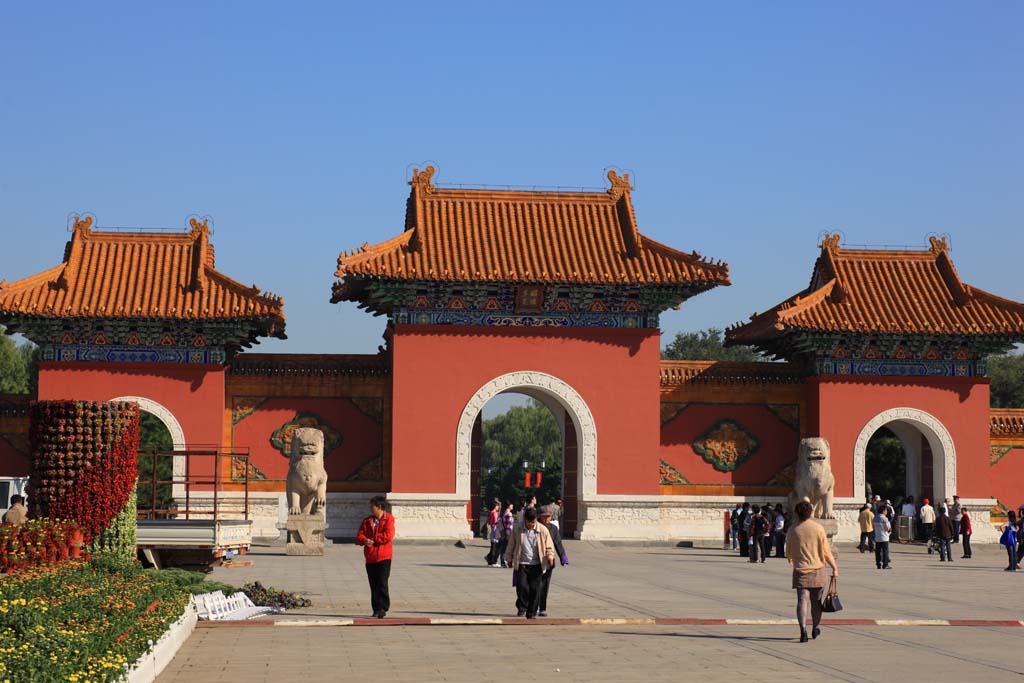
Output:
top-left (455, 371), bottom-right (597, 499)
top-left (111, 396), bottom-right (187, 496)
top-left (852, 407), bottom-right (956, 502)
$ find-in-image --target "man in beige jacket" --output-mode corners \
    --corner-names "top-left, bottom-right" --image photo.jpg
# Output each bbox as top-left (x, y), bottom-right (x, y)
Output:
top-left (2, 495), bottom-right (27, 525)
top-left (505, 507), bottom-right (556, 618)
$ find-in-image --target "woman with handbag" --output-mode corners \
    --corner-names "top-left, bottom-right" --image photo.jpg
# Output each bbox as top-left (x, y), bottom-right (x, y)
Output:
top-left (785, 499), bottom-right (839, 643)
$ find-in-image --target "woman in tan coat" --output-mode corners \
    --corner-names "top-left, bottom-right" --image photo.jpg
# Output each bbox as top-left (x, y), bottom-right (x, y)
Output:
top-left (785, 500), bottom-right (839, 642)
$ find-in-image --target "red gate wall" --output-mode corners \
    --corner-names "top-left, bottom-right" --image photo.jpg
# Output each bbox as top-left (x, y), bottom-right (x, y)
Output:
top-left (805, 376), bottom-right (991, 499)
top-left (389, 324), bottom-right (661, 496)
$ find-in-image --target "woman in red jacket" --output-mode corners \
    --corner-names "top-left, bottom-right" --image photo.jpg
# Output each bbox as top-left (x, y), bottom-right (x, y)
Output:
top-left (357, 496), bottom-right (396, 618)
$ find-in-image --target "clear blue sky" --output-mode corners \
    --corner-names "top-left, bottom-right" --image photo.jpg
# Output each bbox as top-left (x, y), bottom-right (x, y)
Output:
top-left (2, 2), bottom-right (1021, 357)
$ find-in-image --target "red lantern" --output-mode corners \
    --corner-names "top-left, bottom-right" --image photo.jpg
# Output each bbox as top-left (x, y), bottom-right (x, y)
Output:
top-left (525, 472), bottom-right (532, 488)
top-left (536, 472), bottom-right (542, 487)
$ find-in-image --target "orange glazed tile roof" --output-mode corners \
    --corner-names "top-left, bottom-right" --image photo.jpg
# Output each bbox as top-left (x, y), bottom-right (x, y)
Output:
top-left (332, 166), bottom-right (729, 300)
top-left (0, 217), bottom-right (286, 335)
top-left (728, 234), bottom-right (1024, 344)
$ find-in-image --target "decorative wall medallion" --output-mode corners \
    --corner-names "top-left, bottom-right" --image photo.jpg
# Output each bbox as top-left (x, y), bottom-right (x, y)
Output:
top-left (270, 412), bottom-right (342, 457)
top-left (659, 459), bottom-right (690, 485)
top-left (346, 453), bottom-right (384, 482)
top-left (231, 456), bottom-right (268, 482)
top-left (349, 397), bottom-right (385, 424)
top-left (990, 445), bottom-right (1018, 466)
top-left (765, 460), bottom-right (796, 487)
top-left (991, 499), bottom-right (1010, 519)
top-left (766, 404), bottom-right (800, 432)
top-left (693, 420), bottom-right (760, 472)
top-left (660, 402), bottom-right (688, 426)
top-left (232, 397), bottom-right (267, 426)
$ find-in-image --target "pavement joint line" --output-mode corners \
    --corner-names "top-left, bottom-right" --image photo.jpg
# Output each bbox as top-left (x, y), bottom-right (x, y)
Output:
top-left (193, 617), bottom-right (1024, 629)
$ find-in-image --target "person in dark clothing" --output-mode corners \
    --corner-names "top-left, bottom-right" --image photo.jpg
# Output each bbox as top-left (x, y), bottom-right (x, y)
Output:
top-left (750, 506), bottom-right (769, 563)
top-left (356, 495), bottom-right (396, 618)
top-left (960, 508), bottom-right (973, 559)
top-left (1001, 511), bottom-right (1019, 571)
top-left (537, 506), bottom-right (569, 617)
top-left (737, 502), bottom-right (751, 558)
top-left (936, 508), bottom-right (954, 562)
top-left (773, 503), bottom-right (787, 557)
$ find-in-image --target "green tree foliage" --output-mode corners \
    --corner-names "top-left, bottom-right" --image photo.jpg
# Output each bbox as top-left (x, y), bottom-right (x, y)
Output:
top-left (661, 327), bottom-right (764, 362)
top-left (0, 328), bottom-right (34, 394)
top-left (865, 426), bottom-right (906, 503)
top-left (137, 412), bottom-right (175, 514)
top-left (480, 399), bottom-right (562, 506)
top-left (987, 352), bottom-right (1024, 408)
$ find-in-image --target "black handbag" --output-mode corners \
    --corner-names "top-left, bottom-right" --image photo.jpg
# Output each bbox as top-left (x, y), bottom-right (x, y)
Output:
top-left (821, 576), bottom-right (843, 612)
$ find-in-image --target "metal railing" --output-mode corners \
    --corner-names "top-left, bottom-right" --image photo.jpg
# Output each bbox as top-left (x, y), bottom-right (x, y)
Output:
top-left (136, 446), bottom-right (251, 521)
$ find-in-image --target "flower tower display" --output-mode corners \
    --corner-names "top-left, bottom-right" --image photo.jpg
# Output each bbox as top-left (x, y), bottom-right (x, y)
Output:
top-left (28, 401), bottom-right (141, 561)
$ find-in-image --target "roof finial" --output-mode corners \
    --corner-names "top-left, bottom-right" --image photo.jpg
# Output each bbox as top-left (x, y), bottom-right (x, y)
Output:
top-left (410, 165), bottom-right (437, 192)
top-left (820, 233), bottom-right (842, 251)
top-left (189, 216), bottom-right (210, 235)
top-left (72, 214), bottom-right (93, 234)
top-left (606, 169), bottom-right (632, 198)
top-left (928, 235), bottom-right (950, 254)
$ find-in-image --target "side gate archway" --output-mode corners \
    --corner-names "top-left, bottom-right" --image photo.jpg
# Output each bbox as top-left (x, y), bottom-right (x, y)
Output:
top-left (111, 395), bottom-right (187, 498)
top-left (853, 407), bottom-right (956, 503)
top-left (455, 371), bottom-right (597, 538)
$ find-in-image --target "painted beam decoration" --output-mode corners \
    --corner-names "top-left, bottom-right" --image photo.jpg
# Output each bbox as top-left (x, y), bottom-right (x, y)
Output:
top-left (692, 419), bottom-right (760, 472)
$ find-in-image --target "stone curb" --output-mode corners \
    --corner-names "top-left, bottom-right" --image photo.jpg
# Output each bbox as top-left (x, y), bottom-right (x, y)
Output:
top-left (126, 602), bottom-right (199, 683)
top-left (196, 616), bottom-right (1024, 629)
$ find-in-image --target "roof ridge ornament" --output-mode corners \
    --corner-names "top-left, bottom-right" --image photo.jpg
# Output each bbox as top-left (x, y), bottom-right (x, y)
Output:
top-left (820, 233), bottom-right (842, 252)
top-left (606, 169), bottom-right (632, 199)
top-left (928, 235), bottom-right (950, 254)
top-left (409, 165), bottom-right (437, 194)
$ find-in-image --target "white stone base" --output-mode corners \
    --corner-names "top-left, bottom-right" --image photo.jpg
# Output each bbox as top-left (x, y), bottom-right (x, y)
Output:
top-left (386, 495), bottom-right (473, 540)
top-left (126, 601), bottom-right (198, 683)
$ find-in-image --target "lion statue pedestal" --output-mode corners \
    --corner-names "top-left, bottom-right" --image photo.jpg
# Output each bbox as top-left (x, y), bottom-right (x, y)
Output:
top-left (789, 437), bottom-right (839, 552)
top-left (285, 427), bottom-right (328, 556)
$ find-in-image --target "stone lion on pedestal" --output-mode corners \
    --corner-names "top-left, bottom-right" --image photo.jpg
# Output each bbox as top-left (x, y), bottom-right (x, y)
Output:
top-left (788, 437), bottom-right (835, 519)
top-left (287, 427), bottom-right (328, 516)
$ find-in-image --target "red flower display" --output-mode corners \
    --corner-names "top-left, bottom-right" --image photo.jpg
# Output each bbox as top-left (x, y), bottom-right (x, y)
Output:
top-left (28, 401), bottom-right (140, 543)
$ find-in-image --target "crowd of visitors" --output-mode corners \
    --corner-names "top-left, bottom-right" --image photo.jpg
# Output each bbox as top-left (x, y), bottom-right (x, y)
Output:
top-left (730, 501), bottom-right (790, 561)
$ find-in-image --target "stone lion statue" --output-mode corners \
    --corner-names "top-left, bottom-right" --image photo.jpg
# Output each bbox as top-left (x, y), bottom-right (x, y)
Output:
top-left (788, 437), bottom-right (835, 519)
top-left (286, 427), bottom-right (328, 516)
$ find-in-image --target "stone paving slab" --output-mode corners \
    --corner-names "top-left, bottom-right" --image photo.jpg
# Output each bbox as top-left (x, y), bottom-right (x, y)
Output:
top-left (158, 623), bottom-right (1024, 683)
top-left (208, 539), bottom-right (1023, 622)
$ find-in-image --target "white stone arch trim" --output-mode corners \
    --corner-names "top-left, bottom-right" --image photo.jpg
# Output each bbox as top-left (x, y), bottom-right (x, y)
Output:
top-left (111, 396), bottom-right (187, 497)
top-left (455, 371), bottom-right (597, 498)
top-left (853, 407), bottom-right (956, 502)
top-left (110, 396), bottom-right (186, 449)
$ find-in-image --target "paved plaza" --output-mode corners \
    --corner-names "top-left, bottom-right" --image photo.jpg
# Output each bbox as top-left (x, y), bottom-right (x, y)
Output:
top-left (157, 538), bottom-right (1024, 682)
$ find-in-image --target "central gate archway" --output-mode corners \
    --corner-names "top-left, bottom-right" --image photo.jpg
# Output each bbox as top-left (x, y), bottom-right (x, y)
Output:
top-left (455, 371), bottom-right (597, 537)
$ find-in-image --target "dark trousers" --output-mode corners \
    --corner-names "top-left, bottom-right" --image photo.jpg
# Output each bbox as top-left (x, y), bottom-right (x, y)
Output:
top-left (952, 519), bottom-right (961, 543)
top-left (938, 537), bottom-right (952, 561)
top-left (739, 530), bottom-right (749, 557)
top-left (923, 522), bottom-right (934, 540)
top-left (749, 535), bottom-right (761, 562)
top-left (761, 536), bottom-right (772, 561)
top-left (775, 532), bottom-right (785, 558)
top-left (1006, 544), bottom-right (1017, 571)
top-left (497, 538), bottom-right (509, 566)
top-left (858, 532), bottom-right (875, 552)
top-left (516, 564), bottom-right (544, 616)
top-left (539, 565), bottom-right (555, 613)
top-left (961, 533), bottom-right (972, 558)
top-left (365, 559), bottom-right (391, 614)
top-left (875, 541), bottom-right (890, 568)
top-left (486, 541), bottom-right (501, 565)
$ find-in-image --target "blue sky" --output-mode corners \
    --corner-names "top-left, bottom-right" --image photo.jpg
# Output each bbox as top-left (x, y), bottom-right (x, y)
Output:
top-left (1, 2), bottom-right (1021, 360)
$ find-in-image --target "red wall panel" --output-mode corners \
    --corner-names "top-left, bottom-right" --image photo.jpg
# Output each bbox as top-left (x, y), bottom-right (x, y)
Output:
top-left (390, 324), bottom-right (660, 495)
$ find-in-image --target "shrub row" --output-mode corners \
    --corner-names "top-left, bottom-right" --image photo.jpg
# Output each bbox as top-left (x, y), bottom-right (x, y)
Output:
top-left (0, 518), bottom-right (87, 574)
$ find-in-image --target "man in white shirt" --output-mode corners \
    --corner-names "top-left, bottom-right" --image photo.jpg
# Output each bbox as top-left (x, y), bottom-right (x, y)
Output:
top-left (899, 496), bottom-right (917, 541)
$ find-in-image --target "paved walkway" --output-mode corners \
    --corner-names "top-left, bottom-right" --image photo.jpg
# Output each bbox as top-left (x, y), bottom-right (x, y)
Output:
top-left (158, 540), bottom-right (1024, 682)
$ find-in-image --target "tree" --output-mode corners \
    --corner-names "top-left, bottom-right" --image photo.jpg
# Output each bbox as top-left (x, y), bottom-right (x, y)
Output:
top-left (661, 327), bottom-right (764, 362)
top-left (988, 352), bottom-right (1024, 408)
top-left (0, 328), bottom-right (33, 394)
top-left (480, 399), bottom-right (563, 506)
top-left (865, 427), bottom-right (906, 503)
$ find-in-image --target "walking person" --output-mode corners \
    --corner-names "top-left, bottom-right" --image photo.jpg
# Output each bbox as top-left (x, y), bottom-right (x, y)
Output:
top-left (485, 501), bottom-right (502, 566)
top-left (737, 502), bottom-right (751, 558)
top-left (857, 503), bottom-right (874, 553)
top-left (730, 504), bottom-right (742, 551)
top-left (498, 501), bottom-right (515, 568)
top-left (1000, 511), bottom-right (1019, 571)
top-left (936, 506), bottom-right (953, 562)
top-left (1017, 507), bottom-right (1024, 569)
top-left (874, 503), bottom-right (892, 569)
top-left (950, 495), bottom-right (963, 543)
top-left (548, 499), bottom-right (562, 531)
top-left (749, 506), bottom-right (766, 563)
top-left (786, 500), bottom-right (839, 643)
top-left (357, 495), bottom-right (395, 618)
top-left (960, 508), bottom-right (973, 559)
top-left (919, 498), bottom-right (936, 542)
top-left (773, 503), bottom-right (786, 557)
top-left (537, 506), bottom-right (569, 617)
top-left (505, 506), bottom-right (556, 618)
